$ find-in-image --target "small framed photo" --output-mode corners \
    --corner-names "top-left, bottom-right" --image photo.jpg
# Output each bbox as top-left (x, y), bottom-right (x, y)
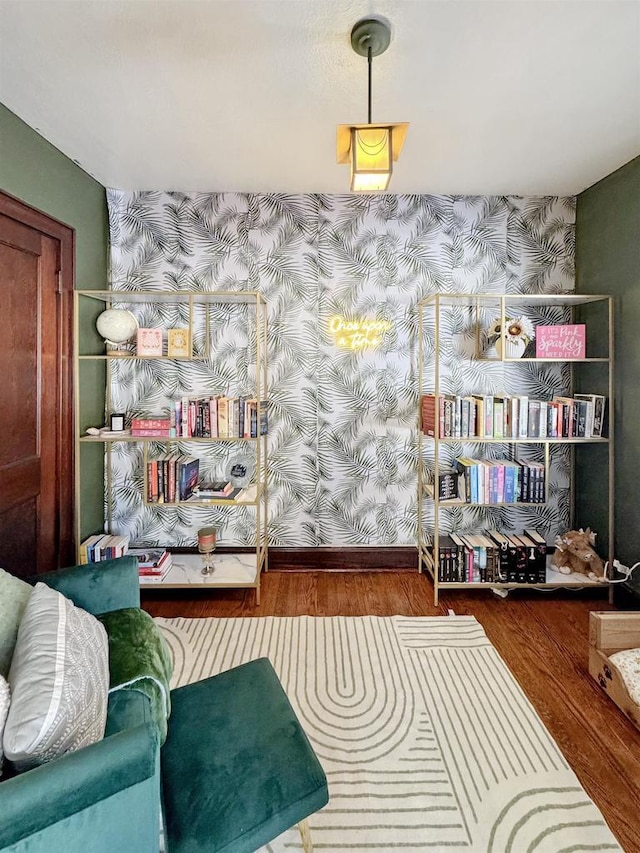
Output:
top-left (137, 328), bottom-right (163, 357)
top-left (167, 328), bottom-right (191, 358)
top-left (110, 413), bottom-right (126, 432)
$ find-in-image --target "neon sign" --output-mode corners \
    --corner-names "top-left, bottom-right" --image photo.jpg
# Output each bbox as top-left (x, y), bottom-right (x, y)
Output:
top-left (329, 315), bottom-right (393, 350)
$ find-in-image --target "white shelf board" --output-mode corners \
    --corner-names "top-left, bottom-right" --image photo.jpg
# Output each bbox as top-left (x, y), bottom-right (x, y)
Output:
top-left (139, 552), bottom-right (259, 589)
top-left (79, 435), bottom-right (258, 444)
top-left (426, 437), bottom-right (609, 444)
top-left (419, 293), bottom-right (610, 307)
top-left (77, 289), bottom-right (262, 305)
top-left (544, 565), bottom-right (607, 586)
top-left (431, 564), bottom-right (608, 590)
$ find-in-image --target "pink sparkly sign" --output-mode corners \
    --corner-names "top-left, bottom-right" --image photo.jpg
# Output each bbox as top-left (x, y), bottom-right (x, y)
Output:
top-left (535, 324), bottom-right (586, 359)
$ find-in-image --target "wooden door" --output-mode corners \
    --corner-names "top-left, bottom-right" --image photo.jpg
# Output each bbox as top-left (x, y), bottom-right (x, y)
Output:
top-left (0, 193), bottom-right (74, 577)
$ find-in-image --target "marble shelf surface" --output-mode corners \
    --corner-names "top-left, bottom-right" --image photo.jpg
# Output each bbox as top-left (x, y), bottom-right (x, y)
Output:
top-left (139, 552), bottom-right (258, 587)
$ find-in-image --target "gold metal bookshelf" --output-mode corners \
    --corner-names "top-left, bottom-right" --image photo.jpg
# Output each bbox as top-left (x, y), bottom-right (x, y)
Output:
top-left (74, 289), bottom-right (269, 603)
top-left (417, 292), bottom-right (614, 606)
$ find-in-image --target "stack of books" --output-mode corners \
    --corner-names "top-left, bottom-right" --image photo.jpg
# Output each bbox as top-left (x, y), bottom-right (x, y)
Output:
top-left (131, 417), bottom-right (173, 437)
top-left (187, 480), bottom-right (241, 502)
top-left (79, 533), bottom-right (129, 564)
top-left (128, 547), bottom-right (172, 579)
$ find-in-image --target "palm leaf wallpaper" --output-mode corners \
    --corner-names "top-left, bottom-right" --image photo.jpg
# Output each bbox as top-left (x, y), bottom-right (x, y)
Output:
top-left (106, 191), bottom-right (575, 548)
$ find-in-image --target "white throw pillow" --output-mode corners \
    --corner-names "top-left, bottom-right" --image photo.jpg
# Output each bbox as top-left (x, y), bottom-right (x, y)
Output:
top-left (3, 583), bottom-right (109, 772)
top-left (0, 675), bottom-right (9, 776)
top-left (0, 568), bottom-right (31, 678)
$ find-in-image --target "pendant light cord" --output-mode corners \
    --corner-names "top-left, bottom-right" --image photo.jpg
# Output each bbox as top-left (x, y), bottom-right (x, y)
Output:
top-left (367, 45), bottom-right (372, 124)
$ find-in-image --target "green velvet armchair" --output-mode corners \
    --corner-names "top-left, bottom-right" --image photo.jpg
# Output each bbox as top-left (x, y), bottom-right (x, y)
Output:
top-left (0, 556), bottom-right (162, 853)
top-left (1, 557), bottom-right (329, 853)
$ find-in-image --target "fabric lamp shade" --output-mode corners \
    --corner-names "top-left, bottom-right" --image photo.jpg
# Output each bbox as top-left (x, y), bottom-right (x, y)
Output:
top-left (351, 126), bottom-right (392, 191)
top-left (337, 122), bottom-right (408, 192)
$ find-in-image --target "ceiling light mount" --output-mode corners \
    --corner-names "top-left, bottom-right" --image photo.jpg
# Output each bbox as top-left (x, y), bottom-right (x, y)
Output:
top-left (350, 17), bottom-right (391, 59)
top-left (337, 16), bottom-right (408, 192)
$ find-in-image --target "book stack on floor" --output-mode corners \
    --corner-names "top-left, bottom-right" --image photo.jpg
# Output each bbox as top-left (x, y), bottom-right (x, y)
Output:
top-left (79, 533), bottom-right (129, 564)
top-left (436, 529), bottom-right (547, 584)
top-left (128, 547), bottom-right (172, 580)
top-left (421, 393), bottom-right (606, 439)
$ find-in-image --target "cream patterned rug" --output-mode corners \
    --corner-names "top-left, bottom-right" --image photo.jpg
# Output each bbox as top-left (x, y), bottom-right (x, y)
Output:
top-left (157, 615), bottom-right (621, 852)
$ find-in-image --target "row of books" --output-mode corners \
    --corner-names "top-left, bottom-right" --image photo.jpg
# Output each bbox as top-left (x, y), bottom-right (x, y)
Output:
top-left (147, 454), bottom-right (200, 503)
top-left (146, 456), bottom-right (243, 504)
top-left (436, 529), bottom-right (547, 584)
top-left (79, 533), bottom-right (130, 564)
top-left (438, 458), bottom-right (546, 504)
top-left (77, 536), bottom-right (173, 580)
top-left (421, 393), bottom-right (606, 440)
top-left (130, 397), bottom-right (268, 439)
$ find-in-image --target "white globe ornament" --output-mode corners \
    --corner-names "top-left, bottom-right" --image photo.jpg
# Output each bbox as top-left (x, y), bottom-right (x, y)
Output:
top-left (96, 308), bottom-right (138, 355)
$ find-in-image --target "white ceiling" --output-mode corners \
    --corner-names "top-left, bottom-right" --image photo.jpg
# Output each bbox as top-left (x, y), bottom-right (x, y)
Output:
top-left (1, 0), bottom-right (639, 196)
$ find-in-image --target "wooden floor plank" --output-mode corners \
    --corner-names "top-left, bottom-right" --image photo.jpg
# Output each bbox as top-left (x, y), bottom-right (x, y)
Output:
top-left (143, 571), bottom-right (640, 852)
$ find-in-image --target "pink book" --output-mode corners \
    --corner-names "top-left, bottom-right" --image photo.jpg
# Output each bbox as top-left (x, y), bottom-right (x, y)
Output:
top-left (131, 418), bottom-right (171, 429)
top-left (136, 328), bottom-right (163, 357)
top-left (496, 463), bottom-right (505, 503)
top-left (209, 396), bottom-right (218, 438)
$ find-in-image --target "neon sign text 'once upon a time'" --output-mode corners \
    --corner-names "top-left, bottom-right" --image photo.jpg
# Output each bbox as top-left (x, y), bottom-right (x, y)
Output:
top-left (328, 315), bottom-right (393, 350)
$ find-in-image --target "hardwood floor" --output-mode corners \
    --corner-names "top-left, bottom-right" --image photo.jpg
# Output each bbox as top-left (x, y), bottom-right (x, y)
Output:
top-left (143, 571), bottom-right (640, 852)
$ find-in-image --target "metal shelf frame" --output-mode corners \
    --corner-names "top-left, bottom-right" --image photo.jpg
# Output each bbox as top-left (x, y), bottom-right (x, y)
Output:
top-left (74, 289), bottom-right (269, 603)
top-left (417, 292), bottom-right (614, 606)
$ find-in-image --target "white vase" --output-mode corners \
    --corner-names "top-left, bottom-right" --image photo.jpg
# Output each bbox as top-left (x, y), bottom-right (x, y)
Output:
top-left (495, 336), bottom-right (526, 359)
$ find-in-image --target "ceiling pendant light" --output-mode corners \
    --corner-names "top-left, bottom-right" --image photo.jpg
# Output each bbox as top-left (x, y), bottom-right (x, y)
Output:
top-left (337, 17), bottom-right (408, 192)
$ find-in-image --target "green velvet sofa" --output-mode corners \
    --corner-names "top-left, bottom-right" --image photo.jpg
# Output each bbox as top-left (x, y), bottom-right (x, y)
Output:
top-left (0, 556), bottom-right (161, 853)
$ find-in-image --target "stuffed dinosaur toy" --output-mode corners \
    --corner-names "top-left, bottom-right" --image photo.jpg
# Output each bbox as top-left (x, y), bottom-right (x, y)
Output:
top-left (551, 527), bottom-right (605, 580)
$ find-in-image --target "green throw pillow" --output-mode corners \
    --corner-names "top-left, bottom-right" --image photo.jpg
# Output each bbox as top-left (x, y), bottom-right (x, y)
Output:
top-left (98, 608), bottom-right (173, 743)
top-left (0, 569), bottom-right (31, 678)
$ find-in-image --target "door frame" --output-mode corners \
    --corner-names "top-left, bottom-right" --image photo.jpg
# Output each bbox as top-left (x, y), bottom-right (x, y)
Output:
top-left (0, 189), bottom-right (75, 569)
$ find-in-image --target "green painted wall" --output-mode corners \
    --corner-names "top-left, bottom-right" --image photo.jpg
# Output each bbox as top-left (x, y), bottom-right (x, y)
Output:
top-left (576, 155), bottom-right (640, 590)
top-left (0, 102), bottom-right (108, 544)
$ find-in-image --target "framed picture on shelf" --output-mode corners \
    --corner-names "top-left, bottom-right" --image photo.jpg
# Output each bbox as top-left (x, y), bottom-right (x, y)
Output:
top-left (535, 324), bottom-right (586, 358)
top-left (167, 328), bottom-right (191, 358)
top-left (226, 454), bottom-right (255, 488)
top-left (137, 327), bottom-right (163, 357)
